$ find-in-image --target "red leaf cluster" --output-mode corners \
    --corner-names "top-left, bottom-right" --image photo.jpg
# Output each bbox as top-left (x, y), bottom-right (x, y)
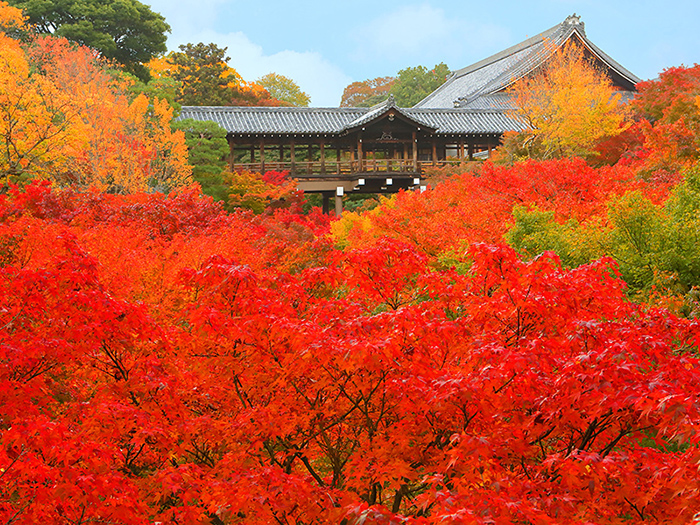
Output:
top-left (1, 183), bottom-right (698, 524)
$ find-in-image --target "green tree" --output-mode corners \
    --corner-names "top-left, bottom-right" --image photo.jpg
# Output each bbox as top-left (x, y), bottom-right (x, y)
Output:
top-left (7, 0), bottom-right (169, 81)
top-left (168, 43), bottom-right (235, 106)
top-left (390, 62), bottom-right (450, 107)
top-left (172, 118), bottom-right (230, 203)
top-left (257, 73), bottom-right (310, 107)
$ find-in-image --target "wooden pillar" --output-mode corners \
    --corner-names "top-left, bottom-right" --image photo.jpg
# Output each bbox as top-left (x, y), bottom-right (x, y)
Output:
top-left (336, 147), bottom-right (341, 175)
top-left (432, 139), bottom-right (437, 167)
top-left (468, 141), bottom-right (474, 161)
top-left (228, 139), bottom-right (235, 170)
top-left (279, 144), bottom-right (284, 161)
top-left (250, 145), bottom-right (255, 163)
top-left (488, 138), bottom-right (493, 159)
top-left (322, 192), bottom-right (331, 214)
top-left (357, 135), bottom-right (363, 172)
top-left (459, 139), bottom-right (465, 160)
top-left (290, 139), bottom-right (296, 176)
top-left (320, 141), bottom-right (326, 174)
top-left (335, 187), bottom-right (343, 217)
top-left (307, 144), bottom-right (313, 175)
top-left (412, 132), bottom-right (418, 172)
top-left (259, 139), bottom-right (265, 174)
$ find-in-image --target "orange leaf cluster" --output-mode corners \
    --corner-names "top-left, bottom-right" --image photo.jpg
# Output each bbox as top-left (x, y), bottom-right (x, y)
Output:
top-left (0, 14), bottom-right (191, 192)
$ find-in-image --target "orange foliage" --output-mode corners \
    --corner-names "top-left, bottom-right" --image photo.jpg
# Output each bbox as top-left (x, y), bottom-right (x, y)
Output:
top-left (0, 1), bottom-right (25, 32)
top-left (0, 34), bottom-right (82, 181)
top-left (0, 30), bottom-right (191, 192)
top-left (228, 169), bottom-right (300, 213)
top-left (332, 158), bottom-right (673, 256)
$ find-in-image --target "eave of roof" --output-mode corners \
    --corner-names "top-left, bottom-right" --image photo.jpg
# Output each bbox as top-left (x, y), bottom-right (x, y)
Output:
top-left (340, 95), bottom-right (437, 133)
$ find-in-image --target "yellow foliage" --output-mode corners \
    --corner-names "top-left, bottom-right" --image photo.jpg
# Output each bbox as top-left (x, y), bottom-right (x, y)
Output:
top-left (0, 32), bottom-right (191, 192)
top-left (510, 41), bottom-right (630, 159)
top-left (220, 63), bottom-right (245, 89)
top-left (329, 195), bottom-right (396, 248)
top-left (145, 55), bottom-right (178, 79)
top-left (0, 35), bottom-right (82, 181)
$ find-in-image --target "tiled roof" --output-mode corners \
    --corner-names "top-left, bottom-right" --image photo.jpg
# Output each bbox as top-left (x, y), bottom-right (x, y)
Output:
top-left (176, 106), bottom-right (367, 134)
top-left (405, 109), bottom-right (526, 134)
top-left (415, 14), bottom-right (641, 109)
top-left (176, 15), bottom-right (632, 138)
top-left (458, 93), bottom-right (518, 110)
top-left (177, 105), bottom-right (525, 136)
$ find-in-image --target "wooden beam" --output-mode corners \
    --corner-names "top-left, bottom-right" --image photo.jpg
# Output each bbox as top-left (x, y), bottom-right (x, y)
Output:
top-left (307, 144), bottom-right (312, 175)
top-left (335, 186), bottom-right (343, 217)
top-left (322, 192), bottom-right (330, 214)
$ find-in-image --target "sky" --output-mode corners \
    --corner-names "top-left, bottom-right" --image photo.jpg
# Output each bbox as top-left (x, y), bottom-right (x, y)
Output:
top-left (145, 0), bottom-right (700, 107)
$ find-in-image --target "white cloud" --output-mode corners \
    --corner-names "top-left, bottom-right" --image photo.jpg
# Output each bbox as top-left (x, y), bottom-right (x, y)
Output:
top-left (352, 3), bottom-right (511, 67)
top-left (196, 30), bottom-right (352, 107)
top-left (141, 2), bottom-right (353, 107)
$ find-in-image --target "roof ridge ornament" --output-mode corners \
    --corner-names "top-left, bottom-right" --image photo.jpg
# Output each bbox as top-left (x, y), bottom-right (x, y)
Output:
top-left (564, 13), bottom-right (585, 33)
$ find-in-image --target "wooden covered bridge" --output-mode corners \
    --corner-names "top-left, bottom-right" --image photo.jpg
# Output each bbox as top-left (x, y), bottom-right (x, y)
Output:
top-left (178, 96), bottom-right (522, 212)
top-left (177, 14), bottom-right (639, 214)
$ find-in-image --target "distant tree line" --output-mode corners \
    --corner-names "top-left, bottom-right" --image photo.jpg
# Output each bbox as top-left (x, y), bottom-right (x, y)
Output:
top-left (340, 63), bottom-right (451, 107)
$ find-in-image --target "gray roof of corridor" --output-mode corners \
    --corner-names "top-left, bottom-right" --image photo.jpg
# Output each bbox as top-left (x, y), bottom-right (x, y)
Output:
top-left (177, 103), bottom-right (527, 136)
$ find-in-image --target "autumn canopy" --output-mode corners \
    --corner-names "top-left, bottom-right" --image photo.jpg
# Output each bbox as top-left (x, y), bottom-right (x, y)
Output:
top-left (1, 2), bottom-right (700, 524)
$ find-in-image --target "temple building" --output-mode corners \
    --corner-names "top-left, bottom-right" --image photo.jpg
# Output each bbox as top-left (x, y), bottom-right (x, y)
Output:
top-left (177, 14), bottom-right (640, 212)
top-left (416, 14), bottom-right (639, 109)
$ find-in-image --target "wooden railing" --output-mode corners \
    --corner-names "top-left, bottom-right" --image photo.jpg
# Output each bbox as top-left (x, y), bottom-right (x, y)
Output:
top-left (232, 159), bottom-right (469, 177)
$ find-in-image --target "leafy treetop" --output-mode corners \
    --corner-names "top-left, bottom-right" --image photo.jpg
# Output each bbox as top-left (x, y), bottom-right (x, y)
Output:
top-left (507, 41), bottom-right (630, 160)
top-left (156, 43), bottom-right (284, 107)
top-left (340, 76), bottom-right (395, 107)
top-left (391, 62), bottom-right (451, 106)
top-left (6, 0), bottom-right (170, 81)
top-left (256, 73), bottom-right (310, 107)
top-left (339, 63), bottom-right (450, 107)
